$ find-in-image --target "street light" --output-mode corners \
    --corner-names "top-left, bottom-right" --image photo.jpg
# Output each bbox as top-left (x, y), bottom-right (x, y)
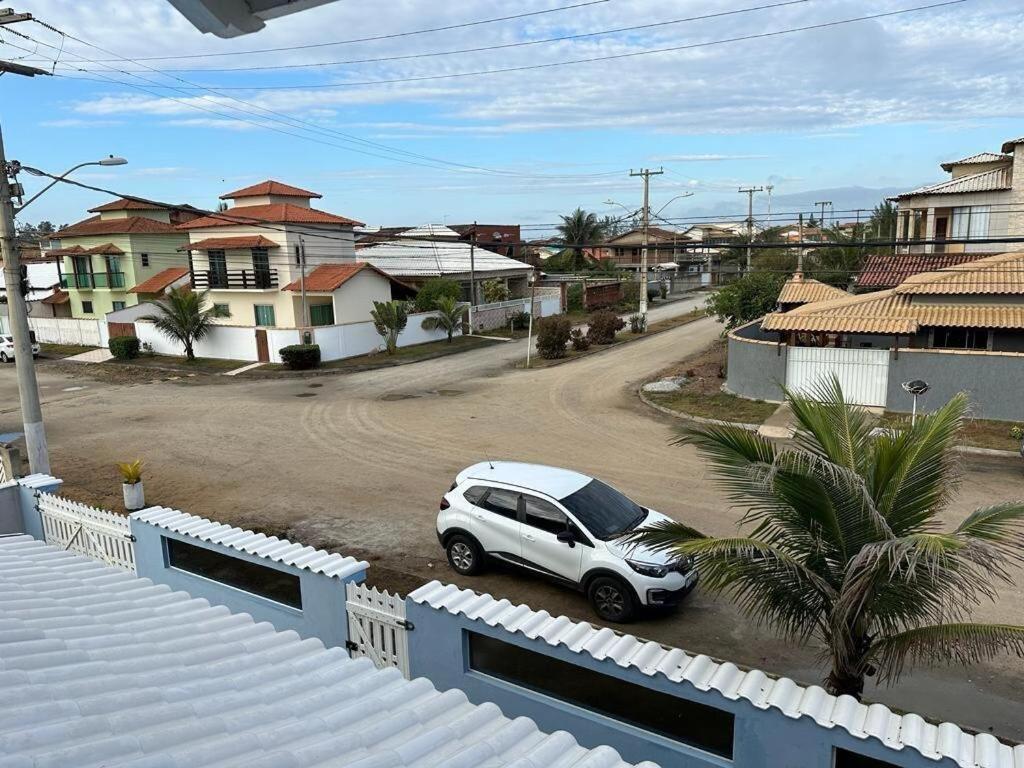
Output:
top-left (654, 192), bottom-right (695, 218)
top-left (0, 148), bottom-right (128, 474)
top-left (901, 379), bottom-right (930, 426)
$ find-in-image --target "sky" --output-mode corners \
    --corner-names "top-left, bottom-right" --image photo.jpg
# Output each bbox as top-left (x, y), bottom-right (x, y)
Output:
top-left (1, 0), bottom-right (1021, 237)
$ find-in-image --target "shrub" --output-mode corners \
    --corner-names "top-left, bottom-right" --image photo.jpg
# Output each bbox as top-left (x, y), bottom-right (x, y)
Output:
top-left (566, 283), bottom-right (584, 312)
top-left (279, 344), bottom-right (321, 370)
top-left (509, 310), bottom-right (531, 330)
top-left (705, 270), bottom-right (787, 329)
top-left (569, 327), bottom-right (590, 351)
top-left (109, 335), bottom-right (140, 360)
top-left (620, 279), bottom-right (640, 308)
top-left (482, 279), bottom-right (510, 303)
top-left (629, 313), bottom-right (647, 334)
top-left (586, 309), bottom-right (625, 344)
top-left (536, 315), bottom-right (571, 359)
top-left (413, 278), bottom-right (462, 312)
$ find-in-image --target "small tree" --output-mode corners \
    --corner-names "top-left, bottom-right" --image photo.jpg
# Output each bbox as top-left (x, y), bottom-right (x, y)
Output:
top-left (705, 270), bottom-right (787, 329)
top-left (482, 279), bottom-right (510, 304)
top-left (536, 315), bottom-right (571, 359)
top-left (586, 309), bottom-right (626, 344)
top-left (140, 287), bottom-right (229, 361)
top-left (556, 208), bottom-right (606, 271)
top-left (413, 278), bottom-right (462, 312)
top-left (420, 296), bottom-right (467, 342)
top-left (371, 300), bottom-right (409, 354)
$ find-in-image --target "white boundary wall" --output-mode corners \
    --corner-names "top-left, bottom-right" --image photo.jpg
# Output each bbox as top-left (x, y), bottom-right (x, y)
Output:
top-left (135, 321), bottom-right (265, 362)
top-left (26, 317), bottom-right (108, 347)
top-left (312, 310), bottom-right (452, 362)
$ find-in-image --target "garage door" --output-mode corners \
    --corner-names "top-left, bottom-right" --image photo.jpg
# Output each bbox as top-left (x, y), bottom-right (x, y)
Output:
top-left (786, 347), bottom-right (890, 407)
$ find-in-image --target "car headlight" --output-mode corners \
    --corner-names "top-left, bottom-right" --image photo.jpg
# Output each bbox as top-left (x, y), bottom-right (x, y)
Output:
top-left (627, 560), bottom-right (668, 578)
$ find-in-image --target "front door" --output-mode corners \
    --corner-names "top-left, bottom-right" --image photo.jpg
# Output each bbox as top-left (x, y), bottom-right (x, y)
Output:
top-left (255, 329), bottom-right (269, 363)
top-left (468, 486), bottom-right (521, 561)
top-left (208, 249), bottom-right (228, 288)
top-left (252, 247), bottom-right (270, 288)
top-left (71, 255), bottom-right (92, 288)
top-left (934, 217), bottom-right (948, 253)
top-left (520, 493), bottom-right (583, 583)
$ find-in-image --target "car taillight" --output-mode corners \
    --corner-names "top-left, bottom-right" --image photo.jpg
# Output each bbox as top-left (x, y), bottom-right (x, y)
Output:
top-left (440, 496), bottom-right (450, 510)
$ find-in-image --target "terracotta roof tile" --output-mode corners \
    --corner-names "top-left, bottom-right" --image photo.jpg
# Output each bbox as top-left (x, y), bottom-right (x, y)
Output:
top-left (895, 166), bottom-right (1012, 198)
top-left (40, 289), bottom-right (69, 305)
top-left (220, 180), bottom-right (322, 199)
top-left (181, 203), bottom-right (363, 229)
top-left (84, 242), bottom-right (124, 255)
top-left (88, 198), bottom-right (171, 213)
top-left (129, 267), bottom-right (190, 294)
top-left (939, 152), bottom-right (1011, 172)
top-left (895, 251), bottom-right (1024, 295)
top-left (182, 235), bottom-right (278, 250)
top-left (777, 275), bottom-right (849, 306)
top-left (857, 253), bottom-right (989, 288)
top-left (56, 215), bottom-right (179, 237)
top-left (281, 262), bottom-right (402, 292)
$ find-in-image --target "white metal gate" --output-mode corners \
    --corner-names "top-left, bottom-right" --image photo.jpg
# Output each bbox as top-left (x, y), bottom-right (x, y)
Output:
top-left (345, 582), bottom-right (411, 678)
top-left (786, 347), bottom-right (891, 407)
top-left (37, 492), bottom-right (136, 572)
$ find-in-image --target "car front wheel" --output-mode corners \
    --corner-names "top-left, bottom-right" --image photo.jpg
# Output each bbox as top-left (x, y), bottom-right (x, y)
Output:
top-left (446, 534), bottom-right (484, 576)
top-left (588, 576), bottom-right (637, 623)
top-left (0, 352), bottom-right (9, 363)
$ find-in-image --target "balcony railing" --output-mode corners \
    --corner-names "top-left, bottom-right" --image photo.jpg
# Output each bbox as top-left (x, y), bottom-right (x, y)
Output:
top-left (191, 269), bottom-right (278, 290)
top-left (60, 272), bottom-right (126, 290)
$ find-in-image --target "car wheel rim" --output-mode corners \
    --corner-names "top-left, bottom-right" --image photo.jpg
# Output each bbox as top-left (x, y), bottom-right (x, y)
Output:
top-left (450, 542), bottom-right (473, 571)
top-left (595, 585), bottom-right (625, 616)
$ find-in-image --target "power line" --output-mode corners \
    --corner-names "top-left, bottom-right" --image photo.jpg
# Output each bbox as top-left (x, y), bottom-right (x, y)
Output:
top-left (50, 1), bottom-right (968, 91)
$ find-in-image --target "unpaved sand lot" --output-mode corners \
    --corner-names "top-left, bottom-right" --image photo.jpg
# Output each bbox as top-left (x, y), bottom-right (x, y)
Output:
top-left (3, 307), bottom-right (1023, 739)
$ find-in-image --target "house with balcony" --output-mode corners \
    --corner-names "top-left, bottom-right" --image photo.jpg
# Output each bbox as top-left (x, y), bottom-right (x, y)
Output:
top-left (591, 227), bottom-right (687, 271)
top-left (49, 199), bottom-right (197, 319)
top-left (180, 180), bottom-right (376, 329)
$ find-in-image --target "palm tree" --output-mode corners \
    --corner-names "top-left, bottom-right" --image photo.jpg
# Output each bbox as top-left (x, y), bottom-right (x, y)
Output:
top-left (811, 226), bottom-right (863, 289)
top-left (626, 378), bottom-right (1024, 698)
top-left (371, 300), bottom-right (408, 354)
top-left (140, 287), bottom-right (228, 361)
top-left (556, 208), bottom-right (606, 272)
top-left (420, 296), bottom-right (468, 342)
top-left (869, 199), bottom-right (898, 241)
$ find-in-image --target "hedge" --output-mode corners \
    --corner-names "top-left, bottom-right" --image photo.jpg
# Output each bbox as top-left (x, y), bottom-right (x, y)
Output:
top-left (109, 335), bottom-right (140, 360)
top-left (279, 344), bottom-right (321, 370)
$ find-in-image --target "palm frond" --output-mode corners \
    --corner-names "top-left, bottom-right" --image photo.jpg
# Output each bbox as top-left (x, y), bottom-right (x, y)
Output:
top-left (785, 376), bottom-right (875, 473)
top-left (871, 623), bottom-right (1024, 684)
top-left (955, 502), bottom-right (1024, 560)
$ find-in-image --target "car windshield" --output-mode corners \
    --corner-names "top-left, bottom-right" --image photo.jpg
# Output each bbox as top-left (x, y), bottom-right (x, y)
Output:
top-left (558, 479), bottom-right (647, 540)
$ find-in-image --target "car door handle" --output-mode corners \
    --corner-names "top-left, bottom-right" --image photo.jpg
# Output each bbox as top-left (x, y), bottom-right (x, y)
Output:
top-left (523, 533), bottom-right (536, 542)
top-left (472, 512), bottom-right (485, 520)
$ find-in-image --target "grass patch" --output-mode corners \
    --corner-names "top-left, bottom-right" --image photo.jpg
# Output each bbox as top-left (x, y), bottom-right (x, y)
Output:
top-left (105, 355), bottom-right (242, 374)
top-left (881, 412), bottom-right (1021, 452)
top-left (39, 343), bottom-right (98, 358)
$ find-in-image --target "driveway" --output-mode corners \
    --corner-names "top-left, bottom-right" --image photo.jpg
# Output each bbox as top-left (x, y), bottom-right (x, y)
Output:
top-left (1, 297), bottom-right (1022, 739)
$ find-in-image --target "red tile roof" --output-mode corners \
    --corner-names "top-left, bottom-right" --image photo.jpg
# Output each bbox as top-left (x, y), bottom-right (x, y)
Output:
top-left (41, 289), bottom-right (69, 305)
top-left (181, 203), bottom-right (363, 230)
top-left (45, 245), bottom-right (87, 256)
top-left (857, 253), bottom-right (993, 288)
top-left (57, 215), bottom-right (179, 237)
top-left (281, 262), bottom-right (398, 292)
top-left (220, 180), bottom-right (322, 200)
top-left (88, 198), bottom-right (171, 213)
top-left (129, 267), bottom-right (190, 294)
top-left (182, 235), bottom-right (278, 251)
top-left (84, 243), bottom-right (124, 255)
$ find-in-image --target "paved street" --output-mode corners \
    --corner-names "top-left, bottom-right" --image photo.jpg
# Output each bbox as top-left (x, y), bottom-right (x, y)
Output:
top-left (1, 297), bottom-right (1022, 739)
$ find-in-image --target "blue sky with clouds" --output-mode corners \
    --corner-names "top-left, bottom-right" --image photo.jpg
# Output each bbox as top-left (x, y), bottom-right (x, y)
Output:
top-left (1, 0), bottom-right (1021, 234)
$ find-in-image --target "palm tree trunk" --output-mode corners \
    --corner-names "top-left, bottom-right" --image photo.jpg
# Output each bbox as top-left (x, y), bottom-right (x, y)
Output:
top-left (185, 340), bottom-right (195, 361)
top-left (825, 667), bottom-right (865, 698)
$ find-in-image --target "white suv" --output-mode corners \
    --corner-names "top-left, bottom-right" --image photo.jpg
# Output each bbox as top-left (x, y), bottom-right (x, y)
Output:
top-left (436, 461), bottom-right (698, 623)
top-left (0, 334), bottom-right (40, 363)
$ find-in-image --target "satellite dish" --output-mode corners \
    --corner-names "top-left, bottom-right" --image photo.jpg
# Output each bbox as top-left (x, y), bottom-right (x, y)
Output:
top-left (902, 380), bottom-right (930, 396)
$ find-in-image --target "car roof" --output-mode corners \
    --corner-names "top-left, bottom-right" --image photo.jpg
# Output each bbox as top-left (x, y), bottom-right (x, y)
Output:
top-left (457, 461), bottom-right (593, 499)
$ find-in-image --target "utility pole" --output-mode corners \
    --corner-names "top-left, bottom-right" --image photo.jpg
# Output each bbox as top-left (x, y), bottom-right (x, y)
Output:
top-left (765, 184), bottom-right (774, 226)
top-left (298, 235), bottom-right (308, 338)
top-left (468, 220), bottom-right (477, 334)
top-left (0, 15), bottom-right (52, 474)
top-left (629, 168), bottom-right (663, 318)
top-left (814, 201), bottom-right (832, 231)
top-left (738, 186), bottom-right (764, 271)
top-left (797, 213), bottom-right (804, 273)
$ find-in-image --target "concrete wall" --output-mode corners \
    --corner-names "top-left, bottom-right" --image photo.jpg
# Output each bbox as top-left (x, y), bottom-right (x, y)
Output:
top-left (405, 599), bottom-right (962, 768)
top-left (27, 316), bottom-right (107, 347)
top-left (887, 348), bottom-right (1024, 421)
top-left (135, 321), bottom-right (263, 361)
top-left (725, 327), bottom-right (787, 402)
top-left (0, 482), bottom-right (21, 535)
top-left (131, 516), bottom-right (365, 649)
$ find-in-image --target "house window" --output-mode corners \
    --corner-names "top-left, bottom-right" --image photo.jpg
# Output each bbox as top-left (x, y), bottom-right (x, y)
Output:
top-left (951, 206), bottom-right (991, 240)
top-left (112, 301), bottom-right (126, 312)
top-left (834, 748), bottom-right (900, 768)
top-left (932, 327), bottom-right (988, 350)
top-left (81, 300), bottom-right (94, 314)
top-left (467, 631), bottom-right (735, 758)
top-left (208, 249), bottom-right (228, 289)
top-left (213, 303), bottom-right (230, 316)
top-left (309, 304), bottom-right (334, 326)
top-left (294, 245), bottom-right (301, 267)
top-left (253, 304), bottom-right (276, 327)
top-left (140, 253), bottom-right (150, 267)
top-left (164, 537), bottom-right (302, 609)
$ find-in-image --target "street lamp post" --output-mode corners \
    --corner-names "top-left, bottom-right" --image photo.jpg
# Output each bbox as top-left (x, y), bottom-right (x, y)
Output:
top-left (1, 143), bottom-right (127, 474)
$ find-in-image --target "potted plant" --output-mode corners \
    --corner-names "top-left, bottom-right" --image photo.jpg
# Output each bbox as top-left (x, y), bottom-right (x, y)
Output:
top-left (1011, 426), bottom-right (1024, 459)
top-left (119, 460), bottom-right (145, 511)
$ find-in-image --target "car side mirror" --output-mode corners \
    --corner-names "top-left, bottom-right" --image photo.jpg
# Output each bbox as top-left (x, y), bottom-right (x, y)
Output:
top-left (557, 530), bottom-right (576, 548)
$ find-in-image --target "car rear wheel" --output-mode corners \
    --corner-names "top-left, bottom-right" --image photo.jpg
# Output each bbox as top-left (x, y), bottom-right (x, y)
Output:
top-left (0, 352), bottom-right (9, 363)
top-left (588, 576), bottom-right (637, 623)
top-left (446, 534), bottom-right (484, 576)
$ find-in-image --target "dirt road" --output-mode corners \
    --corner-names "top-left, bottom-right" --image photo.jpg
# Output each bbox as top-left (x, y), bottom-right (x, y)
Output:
top-left (2, 302), bottom-right (1022, 739)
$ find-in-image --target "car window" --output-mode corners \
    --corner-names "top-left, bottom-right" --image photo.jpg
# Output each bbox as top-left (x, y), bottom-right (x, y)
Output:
top-left (522, 494), bottom-right (568, 535)
top-left (559, 479), bottom-right (648, 540)
top-left (463, 485), bottom-right (489, 505)
top-left (477, 487), bottom-right (520, 520)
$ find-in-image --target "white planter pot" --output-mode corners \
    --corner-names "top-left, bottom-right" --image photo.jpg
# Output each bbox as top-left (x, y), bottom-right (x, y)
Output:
top-left (123, 481), bottom-right (145, 511)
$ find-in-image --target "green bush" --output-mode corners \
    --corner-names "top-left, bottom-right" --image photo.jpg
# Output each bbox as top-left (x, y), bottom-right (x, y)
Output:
top-left (566, 283), bottom-right (584, 312)
top-left (279, 344), bottom-right (321, 370)
top-left (705, 270), bottom-right (787, 329)
top-left (413, 278), bottom-right (462, 312)
top-left (629, 313), bottom-right (647, 334)
top-left (586, 310), bottom-right (626, 344)
top-left (109, 335), bottom-right (140, 360)
top-left (569, 327), bottom-right (590, 351)
top-left (620, 279), bottom-right (640, 308)
top-left (509, 310), bottom-right (531, 330)
top-left (482, 279), bottom-right (510, 303)
top-left (536, 315), bottom-right (572, 359)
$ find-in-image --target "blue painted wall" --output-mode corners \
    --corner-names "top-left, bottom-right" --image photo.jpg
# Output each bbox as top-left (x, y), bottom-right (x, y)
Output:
top-left (131, 517), bottom-right (364, 649)
top-left (405, 600), bottom-right (961, 768)
top-left (16, 477), bottom-right (63, 540)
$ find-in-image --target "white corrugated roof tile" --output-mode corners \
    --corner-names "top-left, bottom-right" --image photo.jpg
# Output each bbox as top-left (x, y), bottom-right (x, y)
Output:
top-left (410, 580), bottom-right (1022, 768)
top-left (0, 537), bottom-right (650, 768)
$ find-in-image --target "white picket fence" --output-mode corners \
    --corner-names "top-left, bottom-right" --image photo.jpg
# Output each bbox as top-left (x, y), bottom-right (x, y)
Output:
top-left (345, 582), bottom-right (411, 677)
top-left (37, 491), bottom-right (135, 573)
